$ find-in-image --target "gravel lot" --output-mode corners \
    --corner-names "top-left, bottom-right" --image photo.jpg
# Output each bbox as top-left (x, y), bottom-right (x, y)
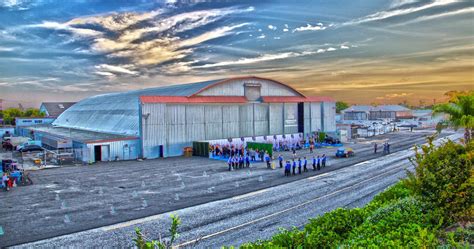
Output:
top-left (0, 130), bottom-right (451, 247)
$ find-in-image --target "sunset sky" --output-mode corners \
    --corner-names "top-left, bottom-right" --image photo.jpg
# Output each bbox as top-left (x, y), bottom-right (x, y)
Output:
top-left (0, 0), bottom-right (473, 107)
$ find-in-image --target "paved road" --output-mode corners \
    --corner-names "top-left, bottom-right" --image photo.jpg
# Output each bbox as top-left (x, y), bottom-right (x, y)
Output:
top-left (11, 132), bottom-right (460, 248)
top-left (0, 131), bottom-right (448, 247)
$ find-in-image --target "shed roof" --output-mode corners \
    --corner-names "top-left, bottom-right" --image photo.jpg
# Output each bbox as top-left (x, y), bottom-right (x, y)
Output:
top-left (40, 102), bottom-right (76, 117)
top-left (30, 125), bottom-right (138, 144)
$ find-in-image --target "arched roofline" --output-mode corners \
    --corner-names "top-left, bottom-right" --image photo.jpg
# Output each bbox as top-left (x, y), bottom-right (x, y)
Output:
top-left (189, 76), bottom-right (306, 97)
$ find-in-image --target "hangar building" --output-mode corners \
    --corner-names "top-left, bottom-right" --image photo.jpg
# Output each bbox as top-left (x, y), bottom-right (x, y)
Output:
top-left (29, 76), bottom-right (336, 162)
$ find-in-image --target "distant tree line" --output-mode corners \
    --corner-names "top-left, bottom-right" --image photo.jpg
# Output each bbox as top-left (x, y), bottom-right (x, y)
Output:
top-left (0, 108), bottom-right (45, 125)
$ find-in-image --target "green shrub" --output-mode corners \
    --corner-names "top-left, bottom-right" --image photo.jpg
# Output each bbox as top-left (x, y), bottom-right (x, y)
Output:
top-left (240, 227), bottom-right (306, 249)
top-left (345, 197), bottom-right (438, 248)
top-left (304, 208), bottom-right (365, 248)
top-left (444, 224), bottom-right (474, 248)
top-left (405, 139), bottom-right (474, 224)
top-left (364, 181), bottom-right (412, 214)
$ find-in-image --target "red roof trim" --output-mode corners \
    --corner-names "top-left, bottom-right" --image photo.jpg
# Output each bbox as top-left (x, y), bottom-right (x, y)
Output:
top-left (85, 137), bottom-right (139, 144)
top-left (261, 96), bottom-right (335, 103)
top-left (140, 96), bottom-right (248, 104)
top-left (189, 76), bottom-right (306, 97)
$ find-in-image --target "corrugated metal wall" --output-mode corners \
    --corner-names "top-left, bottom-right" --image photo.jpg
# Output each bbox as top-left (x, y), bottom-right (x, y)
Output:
top-left (142, 103), bottom-right (166, 159)
top-left (204, 105), bottom-right (223, 140)
top-left (311, 102), bottom-right (323, 132)
top-left (254, 103), bottom-right (269, 136)
top-left (197, 79), bottom-right (298, 97)
top-left (142, 100), bottom-right (336, 158)
top-left (284, 103), bottom-right (298, 134)
top-left (322, 102), bottom-right (336, 132)
top-left (222, 105), bottom-right (240, 138)
top-left (166, 105), bottom-right (187, 157)
top-left (239, 104), bottom-right (254, 137)
top-left (269, 103), bottom-right (284, 135)
top-left (185, 105), bottom-right (205, 143)
top-left (304, 103), bottom-right (311, 134)
top-left (87, 139), bottom-right (140, 162)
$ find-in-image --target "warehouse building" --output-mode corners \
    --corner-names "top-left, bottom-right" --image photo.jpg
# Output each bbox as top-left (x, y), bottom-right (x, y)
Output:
top-left (27, 76), bottom-right (336, 162)
top-left (39, 102), bottom-right (76, 118)
top-left (341, 105), bottom-right (412, 121)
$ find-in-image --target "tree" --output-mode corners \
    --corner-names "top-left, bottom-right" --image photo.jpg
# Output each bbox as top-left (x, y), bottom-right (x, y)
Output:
top-left (433, 93), bottom-right (474, 142)
top-left (0, 107), bottom-right (45, 125)
top-left (405, 138), bottom-right (473, 224)
top-left (336, 101), bottom-right (349, 113)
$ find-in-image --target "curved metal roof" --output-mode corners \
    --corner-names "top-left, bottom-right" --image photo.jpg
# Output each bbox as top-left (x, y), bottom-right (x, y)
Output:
top-left (54, 79), bottom-right (223, 136)
top-left (53, 76), bottom-right (306, 136)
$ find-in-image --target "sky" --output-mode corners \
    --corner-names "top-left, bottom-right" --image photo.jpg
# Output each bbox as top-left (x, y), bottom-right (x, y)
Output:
top-left (0, 0), bottom-right (473, 108)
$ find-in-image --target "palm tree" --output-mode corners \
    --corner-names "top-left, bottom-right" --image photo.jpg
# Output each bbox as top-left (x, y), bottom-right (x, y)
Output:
top-left (433, 94), bottom-right (474, 142)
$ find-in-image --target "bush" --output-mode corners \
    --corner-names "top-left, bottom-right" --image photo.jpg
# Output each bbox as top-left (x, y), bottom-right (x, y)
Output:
top-left (444, 224), bottom-right (474, 248)
top-left (233, 139), bottom-right (474, 248)
top-left (304, 208), bottom-right (365, 248)
top-left (405, 139), bottom-right (474, 224)
top-left (240, 227), bottom-right (306, 249)
top-left (364, 181), bottom-right (412, 214)
top-left (345, 197), bottom-right (438, 248)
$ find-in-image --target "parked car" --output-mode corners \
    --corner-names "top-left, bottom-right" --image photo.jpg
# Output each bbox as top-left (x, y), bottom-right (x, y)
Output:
top-left (19, 144), bottom-right (43, 153)
top-left (324, 136), bottom-right (341, 145)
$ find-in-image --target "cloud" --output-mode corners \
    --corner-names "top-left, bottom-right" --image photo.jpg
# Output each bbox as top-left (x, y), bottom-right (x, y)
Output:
top-left (376, 92), bottom-right (414, 100)
top-left (27, 6), bottom-right (253, 75)
top-left (179, 23), bottom-right (249, 47)
top-left (257, 34), bottom-right (266, 39)
top-left (268, 25), bottom-right (277, 30)
top-left (390, 0), bottom-right (419, 8)
top-left (66, 10), bottom-right (163, 31)
top-left (27, 21), bottom-right (103, 37)
top-left (95, 64), bottom-right (138, 75)
top-left (393, 7), bottom-right (474, 26)
top-left (195, 51), bottom-right (317, 69)
top-left (293, 23), bottom-right (327, 32)
top-left (345, 0), bottom-right (460, 25)
top-left (0, 46), bottom-right (15, 52)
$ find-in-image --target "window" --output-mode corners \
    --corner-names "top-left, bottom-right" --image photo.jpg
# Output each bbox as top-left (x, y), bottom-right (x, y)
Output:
top-left (244, 83), bottom-right (261, 101)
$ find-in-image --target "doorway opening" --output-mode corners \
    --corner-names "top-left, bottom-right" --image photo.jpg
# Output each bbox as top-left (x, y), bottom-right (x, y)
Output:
top-left (94, 145), bottom-right (101, 162)
top-left (297, 102), bottom-right (304, 133)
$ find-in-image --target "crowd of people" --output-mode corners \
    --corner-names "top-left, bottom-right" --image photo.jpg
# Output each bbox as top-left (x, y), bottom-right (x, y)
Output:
top-left (210, 132), bottom-right (331, 161)
top-left (1, 160), bottom-right (23, 191)
top-left (226, 150), bottom-right (272, 171)
top-left (278, 154), bottom-right (327, 176)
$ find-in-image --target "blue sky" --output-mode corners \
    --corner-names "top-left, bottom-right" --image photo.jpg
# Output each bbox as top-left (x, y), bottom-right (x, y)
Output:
top-left (0, 0), bottom-right (473, 107)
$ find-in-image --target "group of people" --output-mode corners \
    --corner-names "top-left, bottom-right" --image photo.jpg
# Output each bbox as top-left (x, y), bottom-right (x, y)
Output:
top-left (211, 144), bottom-right (270, 161)
top-left (278, 154), bottom-right (327, 176)
top-left (226, 151), bottom-right (273, 171)
top-left (1, 161), bottom-right (22, 191)
top-left (374, 141), bottom-right (391, 154)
